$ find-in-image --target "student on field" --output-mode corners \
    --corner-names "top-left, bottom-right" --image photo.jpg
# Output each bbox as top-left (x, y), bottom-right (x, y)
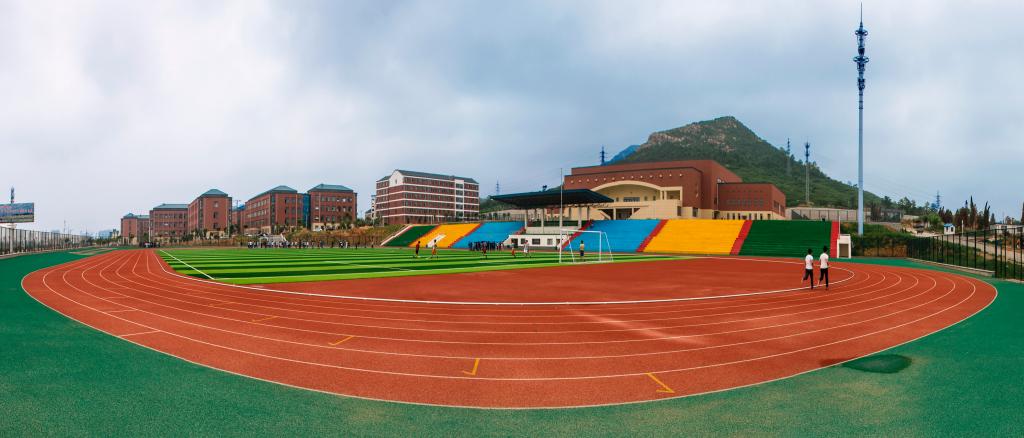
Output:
top-left (819, 246), bottom-right (830, 290)
top-left (481, 243), bottom-right (488, 259)
top-left (803, 248), bottom-right (815, 290)
top-left (430, 242), bottom-right (438, 259)
top-left (523, 242), bottom-right (530, 258)
top-left (414, 240), bottom-right (421, 258)
top-left (579, 241), bottom-right (585, 260)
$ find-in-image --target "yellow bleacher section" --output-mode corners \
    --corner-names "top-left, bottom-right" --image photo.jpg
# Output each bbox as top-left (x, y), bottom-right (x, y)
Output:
top-left (410, 223), bottom-right (481, 248)
top-left (640, 219), bottom-right (745, 254)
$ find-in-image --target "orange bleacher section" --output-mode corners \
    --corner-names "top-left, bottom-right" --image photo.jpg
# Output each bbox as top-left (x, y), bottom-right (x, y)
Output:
top-left (640, 219), bottom-right (746, 255)
top-left (411, 223), bottom-right (482, 248)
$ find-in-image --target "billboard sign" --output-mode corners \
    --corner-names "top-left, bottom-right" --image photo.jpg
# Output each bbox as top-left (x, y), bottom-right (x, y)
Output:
top-left (0, 203), bottom-right (35, 223)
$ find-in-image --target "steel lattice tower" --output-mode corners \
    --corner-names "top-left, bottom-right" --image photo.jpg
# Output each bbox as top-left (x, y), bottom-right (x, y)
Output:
top-left (854, 5), bottom-right (869, 235)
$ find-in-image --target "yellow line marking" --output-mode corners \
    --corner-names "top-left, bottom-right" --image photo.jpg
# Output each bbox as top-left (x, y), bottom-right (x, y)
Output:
top-left (646, 373), bottom-right (675, 394)
top-left (251, 316), bottom-right (278, 322)
top-left (329, 336), bottom-right (355, 346)
top-left (462, 358), bottom-right (481, 376)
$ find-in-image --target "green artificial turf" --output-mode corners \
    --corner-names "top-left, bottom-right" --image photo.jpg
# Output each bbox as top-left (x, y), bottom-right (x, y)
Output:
top-left (159, 248), bottom-right (678, 284)
top-left (2, 252), bottom-right (1022, 436)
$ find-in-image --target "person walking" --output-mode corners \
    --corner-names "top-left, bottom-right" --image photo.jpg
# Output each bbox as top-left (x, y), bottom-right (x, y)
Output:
top-left (803, 248), bottom-right (815, 290)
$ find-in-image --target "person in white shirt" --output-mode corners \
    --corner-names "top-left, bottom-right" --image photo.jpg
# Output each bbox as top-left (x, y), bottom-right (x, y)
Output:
top-left (819, 246), bottom-right (830, 290)
top-left (803, 248), bottom-right (815, 289)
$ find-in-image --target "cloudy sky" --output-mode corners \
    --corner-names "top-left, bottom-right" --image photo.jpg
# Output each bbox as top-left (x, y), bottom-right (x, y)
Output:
top-left (2, 0), bottom-right (1022, 233)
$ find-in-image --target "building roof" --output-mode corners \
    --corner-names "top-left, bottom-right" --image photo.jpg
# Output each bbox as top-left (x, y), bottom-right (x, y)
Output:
top-left (152, 203), bottom-right (188, 210)
top-left (250, 185), bottom-right (298, 200)
top-left (377, 169), bottom-right (478, 184)
top-left (491, 189), bottom-right (613, 209)
top-left (308, 183), bottom-right (353, 192)
top-left (122, 213), bottom-right (137, 219)
top-left (200, 188), bottom-right (229, 197)
top-left (139, 215), bottom-right (150, 219)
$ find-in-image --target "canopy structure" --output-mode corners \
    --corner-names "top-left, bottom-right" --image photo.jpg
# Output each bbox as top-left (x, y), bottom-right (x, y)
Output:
top-left (490, 189), bottom-right (611, 233)
top-left (491, 189), bottom-right (612, 209)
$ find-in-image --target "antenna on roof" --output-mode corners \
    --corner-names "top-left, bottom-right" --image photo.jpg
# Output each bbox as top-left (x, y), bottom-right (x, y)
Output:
top-left (600, 146), bottom-right (606, 165)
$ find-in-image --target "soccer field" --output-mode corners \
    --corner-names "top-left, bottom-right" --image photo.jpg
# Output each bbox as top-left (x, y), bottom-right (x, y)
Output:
top-left (158, 247), bottom-right (680, 284)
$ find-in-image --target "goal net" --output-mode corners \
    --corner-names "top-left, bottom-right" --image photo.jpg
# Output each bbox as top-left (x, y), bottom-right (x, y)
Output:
top-left (558, 229), bottom-right (613, 263)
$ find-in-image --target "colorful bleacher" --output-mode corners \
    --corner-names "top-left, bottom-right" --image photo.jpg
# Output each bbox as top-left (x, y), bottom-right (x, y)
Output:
top-left (383, 225), bottom-right (436, 247)
top-left (413, 223), bottom-right (482, 248)
top-left (452, 222), bottom-right (523, 249)
top-left (641, 219), bottom-right (746, 255)
top-left (380, 219), bottom-right (840, 257)
top-left (738, 220), bottom-right (833, 257)
top-left (566, 219), bottom-right (662, 253)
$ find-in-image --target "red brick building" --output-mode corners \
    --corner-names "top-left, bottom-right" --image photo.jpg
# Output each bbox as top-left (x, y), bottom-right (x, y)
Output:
top-left (119, 213), bottom-right (151, 245)
top-left (562, 160), bottom-right (785, 220)
top-left (243, 185), bottom-right (303, 235)
top-left (375, 170), bottom-right (479, 225)
top-left (187, 189), bottom-right (231, 239)
top-left (307, 184), bottom-right (357, 231)
top-left (717, 182), bottom-right (787, 220)
top-left (149, 204), bottom-right (188, 240)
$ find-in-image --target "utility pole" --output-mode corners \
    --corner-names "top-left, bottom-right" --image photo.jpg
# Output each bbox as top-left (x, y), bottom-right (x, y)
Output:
top-left (805, 142), bottom-right (811, 206)
top-left (600, 146), bottom-right (606, 166)
top-left (935, 191), bottom-right (941, 211)
top-left (854, 4), bottom-right (869, 235)
top-left (495, 180), bottom-right (501, 196)
top-left (786, 138), bottom-right (791, 176)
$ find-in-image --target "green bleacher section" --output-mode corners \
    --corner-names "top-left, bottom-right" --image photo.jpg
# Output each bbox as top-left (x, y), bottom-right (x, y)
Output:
top-left (383, 225), bottom-right (436, 247)
top-left (738, 220), bottom-right (834, 257)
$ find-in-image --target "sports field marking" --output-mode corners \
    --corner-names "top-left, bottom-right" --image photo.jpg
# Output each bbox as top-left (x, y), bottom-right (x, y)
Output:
top-left (329, 336), bottom-right (354, 346)
top-left (120, 329), bottom-right (160, 337)
top-left (462, 358), bottom-right (481, 376)
top-left (322, 260), bottom-right (413, 271)
top-left (21, 250), bottom-right (997, 409)
top-left (106, 309), bottom-right (137, 313)
top-left (160, 250), bottom-right (215, 280)
top-left (210, 301), bottom-right (236, 307)
top-left (646, 372), bottom-right (676, 393)
top-left (158, 255), bottom-right (855, 306)
top-left (252, 316), bottom-right (277, 323)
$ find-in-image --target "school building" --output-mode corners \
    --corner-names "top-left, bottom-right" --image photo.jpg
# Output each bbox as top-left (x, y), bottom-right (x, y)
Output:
top-left (561, 160), bottom-right (786, 220)
top-left (187, 189), bottom-right (231, 239)
top-left (149, 204), bottom-right (189, 240)
top-left (119, 213), bottom-right (151, 245)
top-left (374, 170), bottom-right (479, 225)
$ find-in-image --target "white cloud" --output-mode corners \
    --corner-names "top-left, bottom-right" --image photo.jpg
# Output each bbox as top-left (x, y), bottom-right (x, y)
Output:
top-left (1, 0), bottom-right (1022, 233)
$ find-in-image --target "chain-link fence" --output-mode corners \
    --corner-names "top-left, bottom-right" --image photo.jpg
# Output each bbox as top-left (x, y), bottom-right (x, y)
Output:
top-left (0, 227), bottom-right (93, 256)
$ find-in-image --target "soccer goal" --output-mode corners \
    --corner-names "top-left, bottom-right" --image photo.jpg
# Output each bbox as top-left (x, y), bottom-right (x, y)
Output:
top-left (558, 229), bottom-right (613, 263)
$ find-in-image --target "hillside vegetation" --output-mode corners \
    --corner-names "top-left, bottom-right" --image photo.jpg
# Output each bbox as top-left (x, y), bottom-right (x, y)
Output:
top-left (619, 116), bottom-right (881, 208)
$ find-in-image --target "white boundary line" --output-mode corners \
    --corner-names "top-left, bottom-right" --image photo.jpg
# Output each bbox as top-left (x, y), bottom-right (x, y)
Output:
top-left (17, 251), bottom-right (1000, 410)
top-left (161, 255), bottom-right (855, 306)
top-left (160, 250), bottom-right (215, 280)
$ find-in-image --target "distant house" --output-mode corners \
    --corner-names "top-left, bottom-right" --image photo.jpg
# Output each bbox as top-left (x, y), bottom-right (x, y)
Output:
top-left (943, 223), bottom-right (956, 235)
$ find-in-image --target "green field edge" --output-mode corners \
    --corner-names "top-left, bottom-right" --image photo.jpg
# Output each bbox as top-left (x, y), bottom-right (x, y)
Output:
top-left (3, 250), bottom-right (1022, 436)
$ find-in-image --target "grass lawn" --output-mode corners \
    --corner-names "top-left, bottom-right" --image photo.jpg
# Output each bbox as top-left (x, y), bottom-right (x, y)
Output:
top-left (158, 247), bottom-right (679, 284)
top-left (2, 251), bottom-right (1022, 436)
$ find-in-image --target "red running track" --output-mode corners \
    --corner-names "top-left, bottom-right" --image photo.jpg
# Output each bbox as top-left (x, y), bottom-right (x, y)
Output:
top-left (22, 250), bottom-right (996, 408)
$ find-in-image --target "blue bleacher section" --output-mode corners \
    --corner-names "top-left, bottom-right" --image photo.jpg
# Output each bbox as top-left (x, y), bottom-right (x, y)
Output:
top-left (451, 222), bottom-right (523, 249)
top-left (566, 220), bottom-right (663, 253)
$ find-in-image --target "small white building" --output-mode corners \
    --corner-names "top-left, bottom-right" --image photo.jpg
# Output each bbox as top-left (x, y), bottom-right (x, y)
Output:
top-left (943, 223), bottom-right (956, 235)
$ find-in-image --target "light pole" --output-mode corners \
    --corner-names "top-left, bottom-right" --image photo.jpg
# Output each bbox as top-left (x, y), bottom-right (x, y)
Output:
top-left (854, 5), bottom-right (869, 235)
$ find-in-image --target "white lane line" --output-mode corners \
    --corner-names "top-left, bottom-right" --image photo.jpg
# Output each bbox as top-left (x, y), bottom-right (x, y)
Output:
top-left (120, 329), bottom-right (161, 337)
top-left (160, 250), bottom-right (215, 280)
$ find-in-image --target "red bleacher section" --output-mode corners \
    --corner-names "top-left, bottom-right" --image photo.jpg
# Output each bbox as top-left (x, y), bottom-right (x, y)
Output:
top-left (636, 220), bottom-right (667, 252)
top-left (729, 220), bottom-right (752, 255)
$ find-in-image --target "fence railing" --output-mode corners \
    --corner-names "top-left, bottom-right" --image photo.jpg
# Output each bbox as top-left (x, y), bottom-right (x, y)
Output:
top-left (1, 226), bottom-right (93, 256)
top-left (906, 226), bottom-right (1024, 281)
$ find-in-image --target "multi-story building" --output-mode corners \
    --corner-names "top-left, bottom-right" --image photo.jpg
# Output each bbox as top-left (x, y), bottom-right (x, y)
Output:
top-left (119, 213), bottom-right (151, 245)
top-left (243, 185), bottom-right (304, 235)
top-left (562, 160), bottom-right (786, 220)
top-left (187, 189), bottom-right (232, 239)
top-left (306, 184), bottom-right (357, 231)
top-left (374, 170), bottom-right (479, 225)
top-left (149, 204), bottom-right (188, 240)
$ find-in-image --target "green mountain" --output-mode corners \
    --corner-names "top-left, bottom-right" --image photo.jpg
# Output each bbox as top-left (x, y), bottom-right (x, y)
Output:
top-left (619, 116), bottom-right (880, 208)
